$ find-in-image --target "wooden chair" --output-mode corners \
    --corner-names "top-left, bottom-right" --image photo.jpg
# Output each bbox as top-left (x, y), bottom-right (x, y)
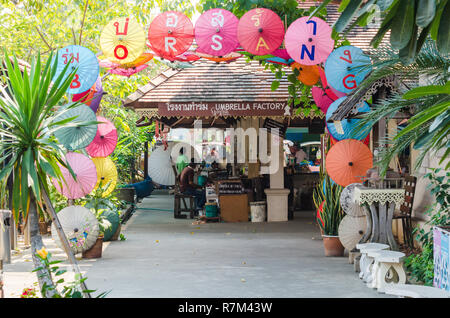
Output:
top-left (393, 176), bottom-right (417, 248)
top-left (172, 165), bottom-right (195, 219)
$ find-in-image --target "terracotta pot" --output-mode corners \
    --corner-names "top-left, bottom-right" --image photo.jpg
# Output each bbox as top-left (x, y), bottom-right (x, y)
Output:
top-left (322, 235), bottom-right (345, 257)
top-left (38, 221), bottom-right (48, 235)
top-left (110, 223), bottom-right (122, 241)
top-left (82, 236), bottom-right (103, 259)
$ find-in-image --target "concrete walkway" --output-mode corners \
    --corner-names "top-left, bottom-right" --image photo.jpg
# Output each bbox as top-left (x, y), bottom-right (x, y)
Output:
top-left (3, 190), bottom-right (390, 298)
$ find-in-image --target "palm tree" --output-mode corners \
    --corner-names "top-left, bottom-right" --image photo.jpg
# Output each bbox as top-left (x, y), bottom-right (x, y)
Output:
top-left (0, 52), bottom-right (95, 297)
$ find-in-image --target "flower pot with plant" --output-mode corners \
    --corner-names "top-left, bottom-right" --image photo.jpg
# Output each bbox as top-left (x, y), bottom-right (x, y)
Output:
top-left (313, 174), bottom-right (345, 257)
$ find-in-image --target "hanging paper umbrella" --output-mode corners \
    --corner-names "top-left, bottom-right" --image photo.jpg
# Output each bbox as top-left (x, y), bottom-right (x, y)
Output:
top-left (159, 59), bottom-right (196, 69)
top-left (71, 76), bottom-right (103, 113)
top-left (291, 62), bottom-right (320, 86)
top-left (52, 152), bottom-right (97, 199)
top-left (338, 215), bottom-right (367, 251)
top-left (330, 133), bottom-right (370, 146)
top-left (148, 11), bottom-right (194, 61)
top-left (195, 8), bottom-right (239, 57)
top-left (119, 52), bottom-right (153, 68)
top-left (51, 205), bottom-right (99, 254)
top-left (325, 139), bottom-right (373, 187)
top-left (272, 48), bottom-right (291, 60)
top-left (237, 8), bottom-right (285, 56)
top-left (86, 116), bottom-right (118, 158)
top-left (265, 56), bottom-right (294, 66)
top-left (326, 97), bottom-right (371, 141)
top-left (312, 86), bottom-right (334, 114)
top-left (196, 51), bottom-right (242, 63)
top-left (324, 45), bottom-right (372, 94)
top-left (53, 45), bottom-right (99, 94)
top-left (319, 67), bottom-right (341, 100)
top-left (92, 157), bottom-right (118, 197)
top-left (340, 183), bottom-right (365, 217)
top-left (148, 146), bottom-right (175, 186)
top-left (171, 51), bottom-right (200, 62)
top-left (53, 104), bottom-right (98, 151)
top-left (72, 86), bottom-right (95, 106)
top-left (100, 17), bottom-right (146, 65)
top-left (285, 17), bottom-right (333, 66)
top-left (107, 64), bottom-right (149, 77)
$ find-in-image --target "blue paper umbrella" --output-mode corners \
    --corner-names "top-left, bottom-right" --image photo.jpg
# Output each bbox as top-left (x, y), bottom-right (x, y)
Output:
top-left (324, 45), bottom-right (372, 94)
top-left (53, 104), bottom-right (98, 151)
top-left (265, 56), bottom-right (295, 66)
top-left (53, 45), bottom-right (100, 94)
top-left (326, 97), bottom-right (371, 141)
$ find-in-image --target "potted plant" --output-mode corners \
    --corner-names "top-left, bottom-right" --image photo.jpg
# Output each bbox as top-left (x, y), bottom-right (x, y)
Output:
top-left (313, 174), bottom-right (345, 257)
top-left (81, 209), bottom-right (111, 259)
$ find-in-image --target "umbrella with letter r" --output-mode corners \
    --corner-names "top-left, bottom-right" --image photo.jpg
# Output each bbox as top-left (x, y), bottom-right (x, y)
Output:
top-left (324, 45), bottom-right (372, 94)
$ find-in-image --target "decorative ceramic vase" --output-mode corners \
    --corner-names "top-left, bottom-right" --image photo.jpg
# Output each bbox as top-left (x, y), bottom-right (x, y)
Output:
top-left (82, 235), bottom-right (103, 259)
top-left (322, 235), bottom-right (345, 257)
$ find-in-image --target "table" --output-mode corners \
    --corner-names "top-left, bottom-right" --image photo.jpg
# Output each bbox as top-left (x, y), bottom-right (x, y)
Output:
top-left (353, 187), bottom-right (405, 251)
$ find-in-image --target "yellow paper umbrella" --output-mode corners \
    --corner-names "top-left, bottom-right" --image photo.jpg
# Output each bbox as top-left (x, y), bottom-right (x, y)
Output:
top-left (100, 17), bottom-right (146, 65)
top-left (92, 157), bottom-right (118, 197)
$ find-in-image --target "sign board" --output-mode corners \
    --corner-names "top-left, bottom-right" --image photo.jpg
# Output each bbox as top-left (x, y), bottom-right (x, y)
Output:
top-left (157, 101), bottom-right (291, 117)
top-left (262, 118), bottom-right (287, 137)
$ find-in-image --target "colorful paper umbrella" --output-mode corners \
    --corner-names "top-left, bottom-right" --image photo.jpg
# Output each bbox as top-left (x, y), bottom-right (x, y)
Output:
top-left (120, 52), bottom-right (153, 68)
top-left (148, 11), bottom-right (194, 61)
top-left (237, 8), bottom-right (285, 56)
top-left (291, 62), bottom-right (320, 86)
top-left (53, 45), bottom-right (99, 94)
top-left (324, 45), bottom-right (372, 94)
top-left (312, 86), bottom-right (334, 114)
top-left (107, 64), bottom-right (148, 77)
top-left (272, 48), bottom-right (291, 60)
top-left (72, 86), bottom-right (95, 106)
top-left (285, 17), bottom-right (333, 66)
top-left (195, 8), bottom-right (239, 56)
top-left (196, 51), bottom-right (242, 63)
top-left (330, 133), bottom-right (370, 146)
top-left (52, 152), bottom-right (97, 199)
top-left (53, 104), bottom-right (98, 151)
top-left (100, 17), bottom-right (146, 65)
top-left (71, 76), bottom-right (103, 113)
top-left (326, 97), bottom-right (371, 141)
top-left (265, 56), bottom-right (294, 66)
top-left (86, 116), bottom-right (118, 158)
top-left (325, 139), bottom-right (373, 187)
top-left (92, 157), bottom-right (118, 197)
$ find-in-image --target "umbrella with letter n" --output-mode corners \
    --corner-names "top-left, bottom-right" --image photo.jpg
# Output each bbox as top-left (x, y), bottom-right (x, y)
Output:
top-left (237, 8), bottom-right (285, 56)
top-left (325, 139), bottom-right (373, 187)
top-left (52, 152), bottom-right (97, 200)
top-left (92, 157), bottom-right (118, 197)
top-left (53, 104), bottom-right (98, 151)
top-left (51, 206), bottom-right (99, 255)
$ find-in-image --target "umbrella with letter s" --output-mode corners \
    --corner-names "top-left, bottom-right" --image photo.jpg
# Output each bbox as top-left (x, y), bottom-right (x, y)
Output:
top-left (285, 17), bottom-right (333, 65)
top-left (324, 45), bottom-right (372, 94)
top-left (195, 8), bottom-right (239, 57)
top-left (86, 116), bottom-right (118, 158)
top-left (237, 8), bottom-right (285, 56)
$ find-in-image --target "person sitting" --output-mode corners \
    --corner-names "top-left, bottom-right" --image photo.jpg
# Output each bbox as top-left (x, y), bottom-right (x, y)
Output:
top-left (179, 159), bottom-right (206, 212)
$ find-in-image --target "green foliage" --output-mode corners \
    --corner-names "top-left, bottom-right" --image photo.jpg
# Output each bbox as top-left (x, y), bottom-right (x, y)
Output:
top-left (404, 243), bottom-right (435, 285)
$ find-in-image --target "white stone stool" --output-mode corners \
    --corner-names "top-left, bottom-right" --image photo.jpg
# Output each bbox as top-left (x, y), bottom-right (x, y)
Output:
top-left (384, 284), bottom-right (450, 298)
top-left (367, 250), bottom-right (406, 293)
top-left (356, 243), bottom-right (390, 282)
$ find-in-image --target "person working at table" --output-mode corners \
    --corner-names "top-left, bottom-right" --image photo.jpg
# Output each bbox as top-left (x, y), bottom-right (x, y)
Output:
top-left (179, 159), bottom-right (206, 212)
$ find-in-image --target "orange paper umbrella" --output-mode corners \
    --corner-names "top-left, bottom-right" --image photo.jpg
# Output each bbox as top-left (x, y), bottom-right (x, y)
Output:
top-left (325, 139), bottom-right (373, 187)
top-left (120, 52), bottom-right (153, 68)
top-left (291, 62), bottom-right (319, 86)
top-left (196, 51), bottom-right (242, 63)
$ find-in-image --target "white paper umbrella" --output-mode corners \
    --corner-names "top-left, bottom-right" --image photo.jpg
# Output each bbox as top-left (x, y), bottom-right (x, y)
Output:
top-left (51, 206), bottom-right (99, 254)
top-left (340, 183), bottom-right (365, 216)
top-left (338, 215), bottom-right (367, 251)
top-left (148, 146), bottom-right (175, 186)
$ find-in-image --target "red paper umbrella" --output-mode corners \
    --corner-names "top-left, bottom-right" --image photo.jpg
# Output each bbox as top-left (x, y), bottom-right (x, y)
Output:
top-left (148, 11), bottom-right (194, 61)
top-left (319, 67), bottom-right (346, 100)
top-left (237, 8), bottom-right (285, 56)
top-left (86, 116), bottom-right (118, 157)
top-left (312, 86), bottom-right (334, 114)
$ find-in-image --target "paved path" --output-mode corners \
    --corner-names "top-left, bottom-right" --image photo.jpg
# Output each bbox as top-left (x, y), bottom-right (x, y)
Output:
top-left (3, 191), bottom-right (391, 298)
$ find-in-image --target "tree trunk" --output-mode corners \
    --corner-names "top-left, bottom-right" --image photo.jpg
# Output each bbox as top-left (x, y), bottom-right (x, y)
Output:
top-left (29, 194), bottom-right (59, 297)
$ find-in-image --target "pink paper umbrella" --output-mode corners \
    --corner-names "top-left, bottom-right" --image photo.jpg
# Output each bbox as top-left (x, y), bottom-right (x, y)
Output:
top-left (272, 48), bottom-right (291, 60)
top-left (312, 87), bottom-right (334, 114)
top-left (52, 152), bottom-right (97, 199)
top-left (107, 64), bottom-right (148, 77)
top-left (285, 17), bottom-right (334, 65)
top-left (237, 8), bottom-right (285, 56)
top-left (318, 67), bottom-right (346, 100)
top-left (195, 8), bottom-right (239, 57)
top-left (86, 116), bottom-right (118, 157)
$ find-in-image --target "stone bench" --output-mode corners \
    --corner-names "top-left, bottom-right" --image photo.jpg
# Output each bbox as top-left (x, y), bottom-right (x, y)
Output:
top-left (367, 250), bottom-right (406, 293)
top-left (384, 284), bottom-right (450, 298)
top-left (356, 243), bottom-right (390, 282)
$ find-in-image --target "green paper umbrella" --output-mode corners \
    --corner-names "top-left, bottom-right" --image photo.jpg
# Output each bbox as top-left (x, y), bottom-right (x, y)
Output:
top-left (53, 104), bottom-right (98, 151)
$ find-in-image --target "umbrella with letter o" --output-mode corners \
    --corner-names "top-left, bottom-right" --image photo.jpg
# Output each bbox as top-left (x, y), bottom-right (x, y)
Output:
top-left (92, 157), bottom-right (118, 197)
top-left (100, 17), bottom-right (146, 65)
top-left (148, 11), bottom-right (194, 61)
top-left (326, 97), bottom-right (371, 141)
top-left (52, 152), bottom-right (97, 199)
top-left (53, 45), bottom-right (99, 94)
top-left (53, 104), bottom-right (98, 151)
top-left (237, 8), bottom-right (285, 56)
top-left (195, 8), bottom-right (239, 57)
top-left (86, 116), bottom-right (118, 158)
top-left (325, 139), bottom-right (373, 187)
top-left (291, 62), bottom-right (320, 86)
top-left (285, 17), bottom-right (333, 65)
top-left (324, 45), bottom-right (372, 94)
